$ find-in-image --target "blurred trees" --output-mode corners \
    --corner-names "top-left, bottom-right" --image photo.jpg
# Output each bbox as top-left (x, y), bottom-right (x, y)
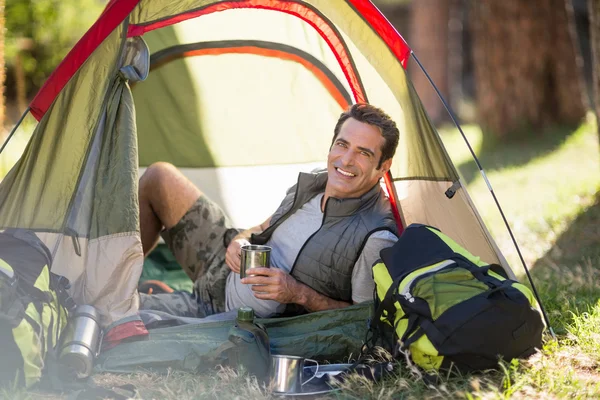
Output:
top-left (590, 0), bottom-right (600, 137)
top-left (408, 0), bottom-right (450, 124)
top-left (471, 0), bottom-right (587, 139)
top-left (407, 0), bottom-right (470, 125)
top-left (5, 0), bottom-right (104, 114)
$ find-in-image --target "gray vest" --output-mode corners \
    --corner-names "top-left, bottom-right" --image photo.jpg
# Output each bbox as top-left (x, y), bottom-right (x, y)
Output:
top-left (252, 171), bottom-right (398, 310)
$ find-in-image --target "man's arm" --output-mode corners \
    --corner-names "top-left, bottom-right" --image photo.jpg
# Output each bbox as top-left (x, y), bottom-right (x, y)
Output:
top-left (243, 230), bottom-right (398, 311)
top-left (241, 268), bottom-right (351, 312)
top-left (225, 215), bottom-right (272, 273)
top-left (350, 230), bottom-right (398, 303)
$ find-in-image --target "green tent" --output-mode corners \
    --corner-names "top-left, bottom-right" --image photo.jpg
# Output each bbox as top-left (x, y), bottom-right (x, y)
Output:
top-left (0, 0), bottom-right (517, 367)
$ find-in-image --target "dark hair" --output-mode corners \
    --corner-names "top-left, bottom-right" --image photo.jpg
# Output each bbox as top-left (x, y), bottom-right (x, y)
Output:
top-left (332, 103), bottom-right (399, 169)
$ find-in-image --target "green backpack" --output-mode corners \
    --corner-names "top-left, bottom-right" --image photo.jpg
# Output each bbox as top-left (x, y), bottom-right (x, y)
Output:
top-left (0, 229), bottom-right (72, 388)
top-left (369, 224), bottom-right (545, 373)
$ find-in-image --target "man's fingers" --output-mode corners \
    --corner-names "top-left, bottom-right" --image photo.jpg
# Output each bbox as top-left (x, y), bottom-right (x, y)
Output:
top-left (253, 292), bottom-right (276, 300)
top-left (225, 253), bottom-right (240, 273)
top-left (242, 275), bottom-right (273, 286)
top-left (250, 283), bottom-right (277, 293)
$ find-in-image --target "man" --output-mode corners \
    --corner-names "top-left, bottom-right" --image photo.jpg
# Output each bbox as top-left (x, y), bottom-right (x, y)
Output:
top-left (139, 103), bottom-right (400, 318)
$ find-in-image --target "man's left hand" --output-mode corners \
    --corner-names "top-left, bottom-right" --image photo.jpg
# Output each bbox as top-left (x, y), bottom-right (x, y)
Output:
top-left (241, 268), bottom-right (300, 304)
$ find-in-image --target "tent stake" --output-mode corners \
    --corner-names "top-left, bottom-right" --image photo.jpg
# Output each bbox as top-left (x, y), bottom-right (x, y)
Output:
top-left (0, 107), bottom-right (31, 156)
top-left (410, 52), bottom-right (556, 340)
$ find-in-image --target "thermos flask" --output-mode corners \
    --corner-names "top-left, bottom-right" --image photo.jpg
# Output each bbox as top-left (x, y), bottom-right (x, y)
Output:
top-left (59, 305), bottom-right (102, 378)
top-left (228, 307), bottom-right (271, 382)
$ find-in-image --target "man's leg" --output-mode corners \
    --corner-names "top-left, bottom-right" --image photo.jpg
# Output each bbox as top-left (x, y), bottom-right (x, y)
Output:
top-left (139, 162), bottom-right (202, 255)
top-left (138, 162), bottom-right (239, 317)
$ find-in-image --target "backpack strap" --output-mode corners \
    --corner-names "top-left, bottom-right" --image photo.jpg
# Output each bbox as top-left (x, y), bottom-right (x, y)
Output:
top-left (3, 229), bottom-right (53, 268)
top-left (372, 274), bottom-right (404, 326)
top-left (16, 276), bottom-right (54, 304)
top-left (50, 274), bottom-right (77, 312)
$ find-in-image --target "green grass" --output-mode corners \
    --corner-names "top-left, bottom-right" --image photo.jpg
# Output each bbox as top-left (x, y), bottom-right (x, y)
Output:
top-left (0, 115), bottom-right (36, 180)
top-left (7, 119), bottom-right (600, 399)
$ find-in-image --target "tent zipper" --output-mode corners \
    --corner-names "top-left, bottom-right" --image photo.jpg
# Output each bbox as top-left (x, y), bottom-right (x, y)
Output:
top-left (65, 228), bottom-right (82, 257)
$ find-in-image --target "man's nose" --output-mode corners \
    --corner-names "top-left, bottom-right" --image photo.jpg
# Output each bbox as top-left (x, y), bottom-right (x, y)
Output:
top-left (340, 151), bottom-right (355, 166)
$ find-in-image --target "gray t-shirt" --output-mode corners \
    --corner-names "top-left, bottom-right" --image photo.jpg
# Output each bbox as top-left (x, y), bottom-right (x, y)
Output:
top-left (225, 194), bottom-right (398, 317)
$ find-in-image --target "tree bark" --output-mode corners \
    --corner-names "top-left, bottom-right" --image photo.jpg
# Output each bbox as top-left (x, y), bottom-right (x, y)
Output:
top-left (590, 0), bottom-right (600, 140)
top-left (0, 0), bottom-right (5, 135)
top-left (471, 0), bottom-right (587, 138)
top-left (14, 52), bottom-right (27, 115)
top-left (409, 0), bottom-right (451, 124)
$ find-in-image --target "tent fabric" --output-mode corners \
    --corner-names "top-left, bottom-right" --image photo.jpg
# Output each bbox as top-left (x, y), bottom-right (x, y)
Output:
top-left (96, 302), bottom-right (372, 373)
top-left (0, 27), bottom-right (146, 326)
top-left (29, 0), bottom-right (141, 120)
top-left (140, 244), bottom-right (194, 292)
top-left (0, 0), bottom-right (513, 337)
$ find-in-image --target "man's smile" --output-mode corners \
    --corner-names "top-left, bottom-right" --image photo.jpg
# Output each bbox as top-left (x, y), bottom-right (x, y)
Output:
top-left (335, 167), bottom-right (356, 177)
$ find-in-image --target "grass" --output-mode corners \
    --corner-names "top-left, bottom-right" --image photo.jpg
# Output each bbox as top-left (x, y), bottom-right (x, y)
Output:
top-left (5, 119), bottom-right (600, 399)
top-left (0, 115), bottom-right (36, 180)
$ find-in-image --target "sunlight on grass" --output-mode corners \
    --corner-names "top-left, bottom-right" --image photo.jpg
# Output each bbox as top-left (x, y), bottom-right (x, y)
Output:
top-left (0, 114), bottom-right (37, 181)
top-left (438, 124), bottom-right (483, 167)
top-left (441, 121), bottom-right (600, 272)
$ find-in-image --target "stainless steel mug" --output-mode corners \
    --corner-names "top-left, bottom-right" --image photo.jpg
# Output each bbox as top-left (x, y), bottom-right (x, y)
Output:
top-left (59, 305), bottom-right (102, 378)
top-left (270, 355), bottom-right (319, 394)
top-left (240, 244), bottom-right (271, 279)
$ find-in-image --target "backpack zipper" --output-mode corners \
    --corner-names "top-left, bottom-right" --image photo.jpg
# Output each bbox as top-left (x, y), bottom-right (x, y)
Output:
top-left (400, 259), bottom-right (457, 302)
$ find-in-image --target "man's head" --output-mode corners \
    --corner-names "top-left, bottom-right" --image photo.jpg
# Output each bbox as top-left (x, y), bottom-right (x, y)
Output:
top-left (326, 103), bottom-right (400, 200)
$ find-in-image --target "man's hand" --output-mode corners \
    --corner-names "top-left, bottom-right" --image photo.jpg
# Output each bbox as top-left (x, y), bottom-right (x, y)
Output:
top-left (242, 268), bottom-right (351, 312)
top-left (225, 237), bottom-right (251, 273)
top-left (241, 268), bottom-right (300, 304)
top-left (224, 215), bottom-right (272, 274)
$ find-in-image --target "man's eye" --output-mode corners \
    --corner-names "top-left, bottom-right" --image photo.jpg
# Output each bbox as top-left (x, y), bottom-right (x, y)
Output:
top-left (361, 151), bottom-right (371, 157)
top-left (336, 142), bottom-right (347, 147)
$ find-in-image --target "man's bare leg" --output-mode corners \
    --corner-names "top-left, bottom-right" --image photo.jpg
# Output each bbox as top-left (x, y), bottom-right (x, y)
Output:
top-left (138, 162), bottom-right (202, 255)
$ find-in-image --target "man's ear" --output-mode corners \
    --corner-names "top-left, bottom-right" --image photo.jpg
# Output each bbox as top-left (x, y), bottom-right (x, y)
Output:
top-left (380, 158), bottom-right (392, 175)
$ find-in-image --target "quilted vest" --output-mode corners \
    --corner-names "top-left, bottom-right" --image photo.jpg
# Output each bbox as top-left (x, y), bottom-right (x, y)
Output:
top-left (251, 170), bottom-right (398, 312)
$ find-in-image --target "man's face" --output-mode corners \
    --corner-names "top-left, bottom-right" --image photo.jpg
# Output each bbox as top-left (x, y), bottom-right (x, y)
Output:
top-left (326, 117), bottom-right (392, 199)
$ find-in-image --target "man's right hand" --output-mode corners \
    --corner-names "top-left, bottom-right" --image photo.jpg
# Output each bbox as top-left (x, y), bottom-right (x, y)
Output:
top-left (225, 237), bottom-right (251, 273)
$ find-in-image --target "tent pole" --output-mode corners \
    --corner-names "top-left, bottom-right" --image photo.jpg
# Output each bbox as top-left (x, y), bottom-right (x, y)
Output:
top-left (0, 107), bottom-right (31, 156)
top-left (410, 52), bottom-right (556, 340)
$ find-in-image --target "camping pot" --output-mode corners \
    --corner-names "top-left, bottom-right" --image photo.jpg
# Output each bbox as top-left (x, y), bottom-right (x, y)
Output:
top-left (59, 305), bottom-right (102, 378)
top-left (240, 245), bottom-right (271, 279)
top-left (270, 355), bottom-right (319, 394)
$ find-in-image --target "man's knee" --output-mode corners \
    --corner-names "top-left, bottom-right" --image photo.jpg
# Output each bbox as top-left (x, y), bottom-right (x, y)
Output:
top-left (140, 162), bottom-right (180, 192)
top-left (139, 162), bottom-right (203, 228)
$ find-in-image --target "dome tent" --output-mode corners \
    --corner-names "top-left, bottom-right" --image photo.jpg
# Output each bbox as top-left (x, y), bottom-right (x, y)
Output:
top-left (0, 0), bottom-right (521, 341)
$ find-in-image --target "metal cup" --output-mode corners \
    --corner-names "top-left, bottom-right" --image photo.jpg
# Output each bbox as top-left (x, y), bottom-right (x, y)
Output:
top-left (240, 244), bottom-right (271, 279)
top-left (270, 355), bottom-right (319, 394)
top-left (59, 305), bottom-right (102, 378)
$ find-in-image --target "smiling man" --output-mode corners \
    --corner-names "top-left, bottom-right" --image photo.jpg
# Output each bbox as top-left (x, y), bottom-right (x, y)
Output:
top-left (138, 103), bottom-right (400, 318)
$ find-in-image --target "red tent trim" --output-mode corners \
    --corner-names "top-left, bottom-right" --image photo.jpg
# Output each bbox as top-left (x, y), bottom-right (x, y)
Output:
top-left (384, 171), bottom-right (405, 234)
top-left (346, 0), bottom-right (411, 69)
top-left (128, 0), bottom-right (367, 105)
top-left (29, 0), bottom-right (141, 121)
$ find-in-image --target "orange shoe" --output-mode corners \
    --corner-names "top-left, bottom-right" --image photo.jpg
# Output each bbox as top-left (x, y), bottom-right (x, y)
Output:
top-left (138, 280), bottom-right (174, 294)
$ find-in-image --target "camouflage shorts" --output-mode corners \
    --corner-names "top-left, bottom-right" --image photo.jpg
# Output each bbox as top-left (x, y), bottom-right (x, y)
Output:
top-left (140, 195), bottom-right (240, 317)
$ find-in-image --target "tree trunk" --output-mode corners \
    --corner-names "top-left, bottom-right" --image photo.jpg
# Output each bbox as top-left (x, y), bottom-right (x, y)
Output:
top-left (471, 0), bottom-right (587, 138)
top-left (409, 0), bottom-right (451, 125)
top-left (14, 52), bottom-right (27, 115)
top-left (590, 0), bottom-right (600, 140)
top-left (0, 0), bottom-right (5, 135)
